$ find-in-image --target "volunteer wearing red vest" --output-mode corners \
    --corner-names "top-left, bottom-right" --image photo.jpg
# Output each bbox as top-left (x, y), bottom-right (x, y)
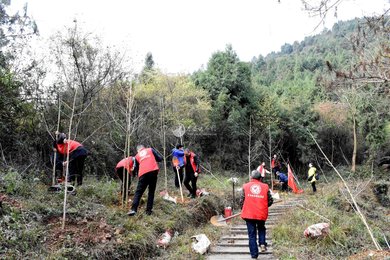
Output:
top-left (183, 148), bottom-right (200, 199)
top-left (271, 154), bottom-right (281, 178)
top-left (256, 162), bottom-right (270, 180)
top-left (128, 145), bottom-right (162, 216)
top-left (240, 170), bottom-right (273, 258)
top-left (54, 132), bottom-right (88, 186)
top-left (115, 156), bottom-right (135, 203)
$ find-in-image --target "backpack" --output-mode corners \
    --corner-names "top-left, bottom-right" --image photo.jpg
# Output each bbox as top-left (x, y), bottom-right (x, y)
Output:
top-left (315, 173), bottom-right (319, 180)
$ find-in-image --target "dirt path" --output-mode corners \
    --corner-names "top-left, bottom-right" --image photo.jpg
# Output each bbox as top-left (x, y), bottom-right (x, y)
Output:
top-left (207, 196), bottom-right (304, 260)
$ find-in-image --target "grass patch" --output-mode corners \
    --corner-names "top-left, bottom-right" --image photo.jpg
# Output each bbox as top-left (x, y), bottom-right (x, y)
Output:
top-left (272, 177), bottom-right (390, 259)
top-left (0, 168), bottom-right (231, 259)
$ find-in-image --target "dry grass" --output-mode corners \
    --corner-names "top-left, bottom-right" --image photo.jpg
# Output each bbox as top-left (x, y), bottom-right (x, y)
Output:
top-left (272, 179), bottom-right (390, 259)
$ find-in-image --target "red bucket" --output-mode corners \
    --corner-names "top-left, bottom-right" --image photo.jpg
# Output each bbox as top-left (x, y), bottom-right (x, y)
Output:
top-left (224, 207), bottom-right (232, 223)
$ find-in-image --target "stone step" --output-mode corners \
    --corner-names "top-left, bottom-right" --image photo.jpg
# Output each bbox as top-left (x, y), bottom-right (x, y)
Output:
top-left (232, 224), bottom-right (274, 229)
top-left (230, 225), bottom-right (276, 231)
top-left (207, 198), bottom-right (305, 260)
top-left (217, 240), bottom-right (273, 247)
top-left (207, 253), bottom-right (275, 260)
top-left (221, 234), bottom-right (272, 240)
top-left (211, 246), bottom-right (273, 254)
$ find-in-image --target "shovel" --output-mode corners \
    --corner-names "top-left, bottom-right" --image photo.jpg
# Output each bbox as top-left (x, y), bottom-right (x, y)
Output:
top-left (210, 212), bottom-right (241, 226)
top-left (172, 157), bottom-right (184, 203)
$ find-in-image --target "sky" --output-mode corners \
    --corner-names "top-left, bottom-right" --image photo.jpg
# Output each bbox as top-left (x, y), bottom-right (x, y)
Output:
top-left (8, 0), bottom-right (390, 74)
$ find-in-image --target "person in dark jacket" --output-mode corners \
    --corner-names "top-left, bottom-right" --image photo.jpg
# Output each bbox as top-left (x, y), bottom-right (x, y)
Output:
top-left (240, 170), bottom-right (273, 258)
top-left (276, 171), bottom-right (288, 192)
top-left (53, 132), bottom-right (88, 186)
top-left (183, 148), bottom-right (200, 199)
top-left (128, 145), bottom-right (162, 216)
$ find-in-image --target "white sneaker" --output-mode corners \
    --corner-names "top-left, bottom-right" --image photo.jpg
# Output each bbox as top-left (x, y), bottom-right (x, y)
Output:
top-left (260, 245), bottom-right (266, 252)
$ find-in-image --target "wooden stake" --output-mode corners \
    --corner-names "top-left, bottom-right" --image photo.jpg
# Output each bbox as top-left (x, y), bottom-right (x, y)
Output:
top-left (161, 98), bottom-right (168, 192)
top-left (269, 125), bottom-right (273, 190)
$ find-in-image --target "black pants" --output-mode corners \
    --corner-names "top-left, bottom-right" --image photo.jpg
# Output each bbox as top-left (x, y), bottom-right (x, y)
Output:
top-left (281, 181), bottom-right (288, 191)
top-left (117, 167), bottom-right (132, 202)
top-left (184, 170), bottom-right (197, 196)
top-left (68, 155), bottom-right (86, 186)
top-left (311, 182), bottom-right (317, 192)
top-left (173, 166), bottom-right (184, 188)
top-left (272, 167), bottom-right (280, 179)
top-left (131, 170), bottom-right (158, 213)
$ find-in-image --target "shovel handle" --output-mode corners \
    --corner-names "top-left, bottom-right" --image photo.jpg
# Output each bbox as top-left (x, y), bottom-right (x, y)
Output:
top-left (217, 212), bottom-right (241, 222)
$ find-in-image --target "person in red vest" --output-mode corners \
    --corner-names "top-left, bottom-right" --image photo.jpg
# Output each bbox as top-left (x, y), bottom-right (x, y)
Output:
top-left (240, 170), bottom-right (273, 258)
top-left (54, 132), bottom-right (88, 186)
top-left (271, 154), bottom-right (281, 178)
top-left (115, 156), bottom-right (135, 203)
top-left (256, 162), bottom-right (270, 180)
top-left (127, 145), bottom-right (162, 216)
top-left (183, 148), bottom-right (200, 199)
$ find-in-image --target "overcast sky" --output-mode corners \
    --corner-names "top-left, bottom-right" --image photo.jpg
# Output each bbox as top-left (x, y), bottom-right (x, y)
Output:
top-left (9, 0), bottom-right (390, 74)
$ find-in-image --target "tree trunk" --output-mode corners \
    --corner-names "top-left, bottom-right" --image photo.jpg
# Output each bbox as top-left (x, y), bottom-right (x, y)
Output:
top-left (351, 114), bottom-right (357, 173)
top-left (269, 125), bottom-right (273, 190)
top-left (248, 116), bottom-right (252, 181)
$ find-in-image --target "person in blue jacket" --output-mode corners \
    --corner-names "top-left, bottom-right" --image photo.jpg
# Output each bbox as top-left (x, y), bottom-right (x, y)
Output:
top-left (171, 144), bottom-right (185, 188)
top-left (276, 171), bottom-right (288, 192)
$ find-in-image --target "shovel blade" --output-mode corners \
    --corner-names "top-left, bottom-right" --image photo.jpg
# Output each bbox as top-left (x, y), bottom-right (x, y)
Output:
top-left (210, 215), bottom-right (227, 226)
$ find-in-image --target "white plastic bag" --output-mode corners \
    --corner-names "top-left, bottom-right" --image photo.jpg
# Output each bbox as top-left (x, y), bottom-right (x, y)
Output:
top-left (304, 223), bottom-right (330, 238)
top-left (191, 234), bottom-right (211, 254)
top-left (157, 230), bottom-right (173, 248)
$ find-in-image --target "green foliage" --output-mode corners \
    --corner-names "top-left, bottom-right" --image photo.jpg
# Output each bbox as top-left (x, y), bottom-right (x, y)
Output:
top-left (193, 45), bottom-right (258, 169)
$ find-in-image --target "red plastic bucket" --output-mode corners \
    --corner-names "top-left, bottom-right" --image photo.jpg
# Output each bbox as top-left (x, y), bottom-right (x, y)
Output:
top-left (224, 207), bottom-right (232, 223)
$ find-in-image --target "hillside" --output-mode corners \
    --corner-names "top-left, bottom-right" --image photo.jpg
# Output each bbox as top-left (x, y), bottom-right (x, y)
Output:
top-left (1, 2), bottom-right (390, 258)
top-left (1, 167), bottom-right (389, 259)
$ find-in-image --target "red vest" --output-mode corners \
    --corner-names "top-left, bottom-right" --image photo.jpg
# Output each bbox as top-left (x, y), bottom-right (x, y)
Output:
top-left (257, 165), bottom-right (266, 177)
top-left (241, 179), bottom-right (269, 221)
top-left (184, 152), bottom-right (199, 173)
top-left (56, 140), bottom-right (82, 155)
top-left (115, 157), bottom-right (134, 174)
top-left (135, 148), bottom-right (159, 177)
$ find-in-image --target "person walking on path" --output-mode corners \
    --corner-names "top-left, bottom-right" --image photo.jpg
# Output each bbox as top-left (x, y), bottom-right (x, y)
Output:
top-left (53, 132), bottom-right (88, 186)
top-left (183, 148), bottom-right (200, 198)
top-left (115, 156), bottom-right (135, 203)
top-left (307, 163), bottom-right (317, 193)
top-left (240, 170), bottom-right (273, 259)
top-left (171, 144), bottom-right (185, 188)
top-left (127, 145), bottom-right (162, 216)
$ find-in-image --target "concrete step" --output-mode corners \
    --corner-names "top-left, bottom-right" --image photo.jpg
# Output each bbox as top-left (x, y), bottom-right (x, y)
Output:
top-left (217, 240), bottom-right (272, 247)
top-left (221, 234), bottom-right (272, 240)
top-left (211, 246), bottom-right (273, 254)
top-left (230, 230), bottom-right (273, 235)
top-left (230, 225), bottom-right (274, 231)
top-left (207, 253), bottom-right (275, 260)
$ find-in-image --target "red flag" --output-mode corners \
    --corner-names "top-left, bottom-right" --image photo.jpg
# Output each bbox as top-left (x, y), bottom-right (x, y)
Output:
top-left (288, 164), bottom-right (303, 194)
